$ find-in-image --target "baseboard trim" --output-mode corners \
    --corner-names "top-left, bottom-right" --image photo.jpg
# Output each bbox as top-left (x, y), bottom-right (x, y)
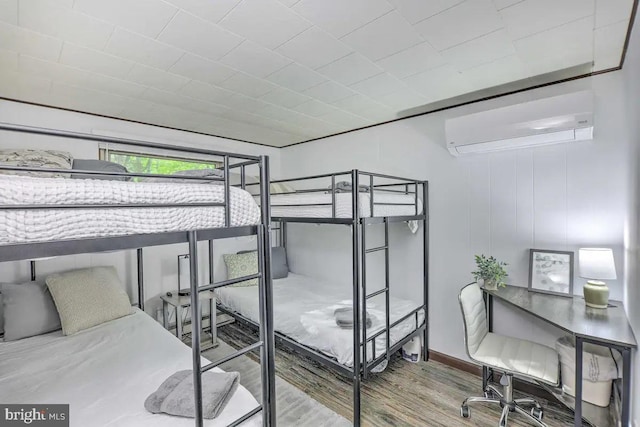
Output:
top-left (428, 349), bottom-right (557, 402)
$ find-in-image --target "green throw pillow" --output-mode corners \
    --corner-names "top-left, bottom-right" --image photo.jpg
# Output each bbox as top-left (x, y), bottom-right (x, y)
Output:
top-left (223, 252), bottom-right (259, 287)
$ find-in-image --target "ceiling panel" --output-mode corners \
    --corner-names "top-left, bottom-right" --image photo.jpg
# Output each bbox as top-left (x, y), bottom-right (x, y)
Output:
top-left (0, 0), bottom-right (634, 147)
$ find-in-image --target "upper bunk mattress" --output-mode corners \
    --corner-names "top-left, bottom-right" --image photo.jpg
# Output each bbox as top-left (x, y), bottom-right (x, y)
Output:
top-left (269, 192), bottom-right (422, 218)
top-left (0, 309), bottom-right (260, 427)
top-left (0, 175), bottom-right (261, 244)
top-left (217, 273), bottom-right (425, 368)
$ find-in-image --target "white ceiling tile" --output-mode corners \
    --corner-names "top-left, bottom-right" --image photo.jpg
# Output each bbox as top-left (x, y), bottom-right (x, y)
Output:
top-left (179, 80), bottom-right (235, 104)
top-left (349, 73), bottom-right (408, 98)
top-left (292, 0), bottom-right (393, 38)
top-left (500, 0), bottom-right (594, 40)
top-left (403, 64), bottom-right (473, 102)
top-left (19, 0), bottom-right (113, 50)
top-left (170, 53), bottom-right (236, 85)
top-left (356, 104), bottom-right (396, 122)
top-left (49, 82), bottom-right (129, 116)
top-left (163, 0), bottom-right (241, 23)
top-left (74, 0), bottom-right (177, 38)
top-left (492, 0), bottom-right (523, 10)
top-left (594, 19), bottom-right (627, 70)
top-left (85, 73), bottom-right (147, 98)
top-left (218, 72), bottom-right (278, 98)
top-left (256, 104), bottom-right (306, 122)
top-left (18, 55), bottom-right (90, 86)
top-left (340, 11), bottom-right (423, 61)
top-left (316, 109), bottom-right (371, 127)
top-left (441, 29), bottom-right (515, 71)
top-left (219, 0), bottom-right (311, 49)
top-left (0, 0), bottom-right (18, 24)
top-left (317, 53), bottom-right (383, 86)
top-left (291, 99), bottom-right (339, 117)
top-left (126, 63), bottom-right (189, 92)
top-left (219, 93), bottom-right (270, 113)
top-left (303, 80), bottom-right (355, 103)
top-left (0, 47), bottom-right (17, 69)
top-left (59, 43), bottom-right (134, 79)
top-left (459, 54), bottom-right (529, 89)
top-left (0, 22), bottom-right (62, 62)
top-left (260, 87), bottom-right (311, 108)
top-left (333, 93), bottom-right (385, 115)
top-left (220, 40), bottom-right (291, 78)
top-left (0, 69), bottom-right (51, 101)
top-left (515, 17), bottom-right (594, 74)
top-left (388, 0), bottom-right (464, 24)
top-left (373, 87), bottom-right (428, 110)
top-left (376, 42), bottom-right (445, 79)
top-left (158, 11), bottom-right (242, 60)
top-left (414, 0), bottom-right (504, 50)
top-left (595, 0), bottom-right (633, 28)
top-left (277, 26), bottom-right (351, 69)
top-left (140, 87), bottom-right (191, 109)
top-left (266, 62), bottom-right (326, 92)
top-left (277, 0), bottom-right (300, 6)
top-left (105, 28), bottom-right (184, 70)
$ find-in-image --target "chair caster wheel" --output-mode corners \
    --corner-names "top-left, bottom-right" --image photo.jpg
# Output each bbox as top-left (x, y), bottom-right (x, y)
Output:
top-left (460, 405), bottom-right (470, 418)
top-left (531, 407), bottom-right (543, 420)
top-left (484, 390), bottom-right (492, 399)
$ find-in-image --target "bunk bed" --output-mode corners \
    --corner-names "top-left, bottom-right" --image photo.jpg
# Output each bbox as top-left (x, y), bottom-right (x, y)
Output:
top-left (218, 170), bottom-right (429, 427)
top-left (0, 123), bottom-right (276, 427)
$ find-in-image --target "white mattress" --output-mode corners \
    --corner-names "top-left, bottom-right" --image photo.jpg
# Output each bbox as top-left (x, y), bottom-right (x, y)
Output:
top-left (0, 175), bottom-right (261, 244)
top-left (0, 310), bottom-right (260, 427)
top-left (217, 273), bottom-right (425, 367)
top-left (270, 192), bottom-right (421, 218)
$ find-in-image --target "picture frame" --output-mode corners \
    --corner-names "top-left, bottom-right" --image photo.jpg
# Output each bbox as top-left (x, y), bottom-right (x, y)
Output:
top-left (528, 249), bottom-right (574, 296)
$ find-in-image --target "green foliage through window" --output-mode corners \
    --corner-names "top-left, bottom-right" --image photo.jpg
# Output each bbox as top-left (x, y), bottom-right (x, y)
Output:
top-left (106, 151), bottom-right (220, 179)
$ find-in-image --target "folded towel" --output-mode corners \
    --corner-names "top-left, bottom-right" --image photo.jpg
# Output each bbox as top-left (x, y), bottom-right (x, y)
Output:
top-left (145, 370), bottom-right (240, 419)
top-left (334, 307), bottom-right (372, 329)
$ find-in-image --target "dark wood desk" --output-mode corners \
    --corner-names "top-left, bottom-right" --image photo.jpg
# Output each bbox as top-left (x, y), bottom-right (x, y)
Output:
top-left (483, 286), bottom-right (637, 427)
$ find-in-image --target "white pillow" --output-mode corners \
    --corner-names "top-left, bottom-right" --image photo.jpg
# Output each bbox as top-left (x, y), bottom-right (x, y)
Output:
top-left (45, 266), bottom-right (132, 335)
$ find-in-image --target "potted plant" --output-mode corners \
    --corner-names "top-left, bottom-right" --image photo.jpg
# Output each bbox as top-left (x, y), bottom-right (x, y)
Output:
top-left (472, 254), bottom-right (508, 290)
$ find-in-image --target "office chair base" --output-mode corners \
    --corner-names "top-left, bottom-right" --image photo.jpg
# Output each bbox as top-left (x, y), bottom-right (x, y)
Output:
top-left (460, 378), bottom-right (547, 427)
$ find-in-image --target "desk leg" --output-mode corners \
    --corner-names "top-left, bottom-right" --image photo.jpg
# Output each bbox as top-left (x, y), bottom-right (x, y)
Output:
top-left (621, 347), bottom-right (631, 427)
top-left (162, 300), bottom-right (168, 329)
top-left (176, 306), bottom-right (183, 341)
top-left (574, 337), bottom-right (583, 427)
top-left (483, 293), bottom-right (494, 391)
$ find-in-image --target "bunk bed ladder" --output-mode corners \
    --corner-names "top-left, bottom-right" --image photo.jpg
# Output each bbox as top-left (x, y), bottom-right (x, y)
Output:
top-left (361, 217), bottom-right (391, 381)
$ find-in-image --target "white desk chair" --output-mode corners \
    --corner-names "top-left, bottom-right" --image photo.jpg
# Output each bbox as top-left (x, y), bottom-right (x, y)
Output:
top-left (458, 283), bottom-right (560, 427)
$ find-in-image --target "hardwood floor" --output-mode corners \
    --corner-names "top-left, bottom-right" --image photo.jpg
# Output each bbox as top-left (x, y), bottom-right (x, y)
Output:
top-left (217, 322), bottom-right (575, 427)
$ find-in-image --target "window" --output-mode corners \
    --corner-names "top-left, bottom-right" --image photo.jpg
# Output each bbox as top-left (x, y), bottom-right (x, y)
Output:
top-left (100, 149), bottom-right (221, 179)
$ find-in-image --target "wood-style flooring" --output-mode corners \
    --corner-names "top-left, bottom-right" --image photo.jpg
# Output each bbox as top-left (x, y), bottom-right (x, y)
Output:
top-left (217, 321), bottom-right (575, 427)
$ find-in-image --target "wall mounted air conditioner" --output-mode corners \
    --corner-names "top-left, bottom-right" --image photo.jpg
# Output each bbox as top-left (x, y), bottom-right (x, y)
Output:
top-left (445, 90), bottom-right (594, 156)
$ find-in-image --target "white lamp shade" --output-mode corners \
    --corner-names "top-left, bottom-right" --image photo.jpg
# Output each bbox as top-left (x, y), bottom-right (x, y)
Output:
top-left (578, 248), bottom-right (617, 280)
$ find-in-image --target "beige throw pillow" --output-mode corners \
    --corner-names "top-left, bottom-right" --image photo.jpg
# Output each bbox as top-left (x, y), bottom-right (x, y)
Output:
top-left (223, 252), bottom-right (259, 287)
top-left (45, 266), bottom-right (132, 335)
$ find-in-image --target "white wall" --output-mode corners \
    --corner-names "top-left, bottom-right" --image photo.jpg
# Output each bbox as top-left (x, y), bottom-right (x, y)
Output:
top-left (621, 8), bottom-right (640, 425)
top-left (280, 73), bottom-right (631, 363)
top-left (0, 100), bottom-right (281, 323)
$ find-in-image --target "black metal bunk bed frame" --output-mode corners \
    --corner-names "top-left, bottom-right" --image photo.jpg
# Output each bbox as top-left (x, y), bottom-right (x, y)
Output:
top-left (220, 169), bottom-right (429, 427)
top-left (0, 123), bottom-right (276, 427)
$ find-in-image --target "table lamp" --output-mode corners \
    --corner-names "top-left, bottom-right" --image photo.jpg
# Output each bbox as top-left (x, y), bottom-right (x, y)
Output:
top-left (578, 248), bottom-right (616, 309)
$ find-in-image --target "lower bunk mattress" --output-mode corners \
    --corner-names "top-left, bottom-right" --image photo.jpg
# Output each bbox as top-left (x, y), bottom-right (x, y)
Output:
top-left (0, 309), bottom-right (260, 427)
top-left (217, 273), bottom-right (425, 368)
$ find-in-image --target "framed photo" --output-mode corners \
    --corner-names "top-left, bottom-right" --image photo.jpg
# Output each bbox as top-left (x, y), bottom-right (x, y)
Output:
top-left (528, 249), bottom-right (574, 296)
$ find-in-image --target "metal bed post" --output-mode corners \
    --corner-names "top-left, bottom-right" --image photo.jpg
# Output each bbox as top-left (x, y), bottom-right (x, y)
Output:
top-left (361, 212), bottom-right (368, 380)
top-left (422, 181), bottom-right (429, 361)
top-left (259, 155), bottom-right (276, 427)
top-left (30, 260), bottom-right (36, 281)
top-left (384, 217), bottom-right (390, 364)
top-left (188, 230), bottom-right (204, 427)
top-left (137, 248), bottom-right (144, 311)
top-left (208, 240), bottom-right (214, 284)
top-left (351, 169), bottom-right (362, 427)
top-left (223, 156), bottom-right (231, 228)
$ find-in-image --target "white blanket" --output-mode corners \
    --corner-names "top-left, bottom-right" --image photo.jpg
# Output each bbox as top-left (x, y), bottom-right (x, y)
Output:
top-left (217, 273), bottom-right (425, 367)
top-left (0, 310), bottom-right (260, 427)
top-left (0, 175), bottom-right (260, 244)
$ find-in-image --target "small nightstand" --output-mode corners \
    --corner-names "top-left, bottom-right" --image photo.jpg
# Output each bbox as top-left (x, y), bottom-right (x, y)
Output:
top-left (160, 290), bottom-right (217, 348)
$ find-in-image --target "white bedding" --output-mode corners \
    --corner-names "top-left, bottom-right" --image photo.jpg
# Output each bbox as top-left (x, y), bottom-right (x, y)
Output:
top-left (0, 175), bottom-right (261, 244)
top-left (217, 273), bottom-right (425, 367)
top-left (270, 192), bottom-right (421, 218)
top-left (0, 310), bottom-right (260, 427)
